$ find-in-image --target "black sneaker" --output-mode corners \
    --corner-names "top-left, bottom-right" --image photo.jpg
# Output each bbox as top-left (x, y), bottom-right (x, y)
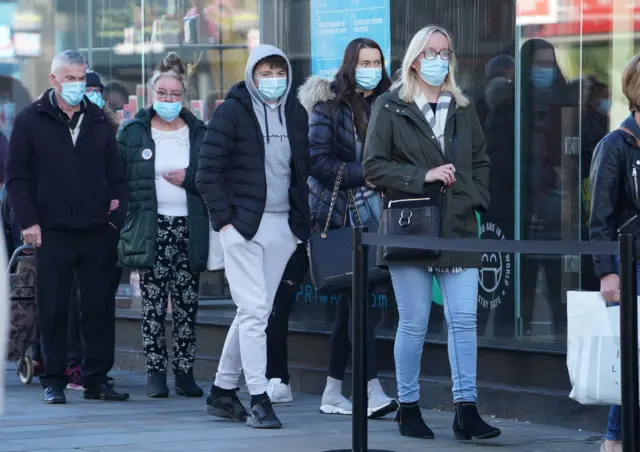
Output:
top-left (246, 398), bottom-right (282, 429)
top-left (205, 387), bottom-right (248, 422)
top-left (83, 383), bottom-right (129, 401)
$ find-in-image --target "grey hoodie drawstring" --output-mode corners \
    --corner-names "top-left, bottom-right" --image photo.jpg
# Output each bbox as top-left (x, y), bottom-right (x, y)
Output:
top-left (262, 103), bottom-right (270, 144)
top-left (277, 106), bottom-right (283, 126)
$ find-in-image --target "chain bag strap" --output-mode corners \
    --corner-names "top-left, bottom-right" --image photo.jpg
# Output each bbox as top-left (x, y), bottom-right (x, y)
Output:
top-left (320, 163), bottom-right (364, 238)
top-left (321, 163), bottom-right (344, 237)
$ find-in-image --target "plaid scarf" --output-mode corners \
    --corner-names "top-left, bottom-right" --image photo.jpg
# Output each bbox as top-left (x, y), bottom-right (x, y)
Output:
top-left (414, 91), bottom-right (452, 153)
top-left (413, 90), bottom-right (461, 274)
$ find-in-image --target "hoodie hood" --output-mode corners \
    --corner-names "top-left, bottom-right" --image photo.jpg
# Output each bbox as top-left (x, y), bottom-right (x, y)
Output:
top-left (245, 44), bottom-right (292, 109)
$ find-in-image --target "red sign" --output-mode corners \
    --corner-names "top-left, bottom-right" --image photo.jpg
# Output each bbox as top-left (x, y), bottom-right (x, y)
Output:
top-left (528, 0), bottom-right (640, 37)
top-left (517, 0), bottom-right (558, 25)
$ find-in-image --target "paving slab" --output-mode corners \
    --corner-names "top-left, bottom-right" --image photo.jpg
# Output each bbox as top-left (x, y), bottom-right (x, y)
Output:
top-left (0, 366), bottom-right (604, 451)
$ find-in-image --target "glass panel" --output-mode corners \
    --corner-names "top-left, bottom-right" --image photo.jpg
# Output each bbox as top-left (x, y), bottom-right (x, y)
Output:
top-left (515, 0), bottom-right (630, 348)
top-left (280, 0), bottom-right (518, 342)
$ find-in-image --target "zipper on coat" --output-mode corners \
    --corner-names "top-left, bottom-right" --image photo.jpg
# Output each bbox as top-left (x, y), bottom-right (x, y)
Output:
top-left (618, 214), bottom-right (639, 234)
top-left (388, 197), bottom-right (431, 208)
top-left (634, 167), bottom-right (639, 199)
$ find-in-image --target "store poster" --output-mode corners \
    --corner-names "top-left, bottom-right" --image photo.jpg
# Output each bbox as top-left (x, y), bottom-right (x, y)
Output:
top-left (310, 0), bottom-right (391, 77)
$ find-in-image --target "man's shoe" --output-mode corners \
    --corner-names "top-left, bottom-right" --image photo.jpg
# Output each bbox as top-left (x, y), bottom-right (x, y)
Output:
top-left (106, 376), bottom-right (115, 389)
top-left (65, 365), bottom-right (83, 391)
top-left (175, 371), bottom-right (203, 397)
top-left (147, 371), bottom-right (169, 398)
top-left (267, 378), bottom-right (293, 404)
top-left (83, 383), bottom-right (129, 401)
top-left (246, 397), bottom-right (282, 429)
top-left (42, 387), bottom-right (66, 404)
top-left (205, 386), bottom-right (248, 422)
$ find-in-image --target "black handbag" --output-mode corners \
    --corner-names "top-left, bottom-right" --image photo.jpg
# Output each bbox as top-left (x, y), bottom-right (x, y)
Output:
top-left (381, 196), bottom-right (442, 261)
top-left (308, 164), bottom-right (389, 292)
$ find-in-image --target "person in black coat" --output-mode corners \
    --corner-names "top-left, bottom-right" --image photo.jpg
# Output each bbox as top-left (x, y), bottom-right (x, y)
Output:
top-left (196, 44), bottom-right (310, 429)
top-left (589, 53), bottom-right (640, 452)
top-left (5, 50), bottom-right (129, 404)
top-left (296, 37), bottom-right (396, 418)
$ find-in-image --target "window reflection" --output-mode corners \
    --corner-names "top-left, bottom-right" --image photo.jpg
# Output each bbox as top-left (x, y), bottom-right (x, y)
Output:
top-left (2, 0), bottom-right (631, 348)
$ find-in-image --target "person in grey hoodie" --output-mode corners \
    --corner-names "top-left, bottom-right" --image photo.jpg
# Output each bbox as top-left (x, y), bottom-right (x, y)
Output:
top-left (196, 45), bottom-right (310, 429)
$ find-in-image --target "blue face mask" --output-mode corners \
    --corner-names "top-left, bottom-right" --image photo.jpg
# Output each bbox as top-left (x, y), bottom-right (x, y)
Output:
top-left (418, 56), bottom-right (449, 87)
top-left (87, 91), bottom-right (105, 109)
top-left (257, 77), bottom-right (287, 101)
top-left (153, 100), bottom-right (182, 122)
top-left (530, 67), bottom-right (555, 89)
top-left (600, 99), bottom-right (611, 114)
top-left (58, 82), bottom-right (86, 106)
top-left (355, 68), bottom-right (382, 91)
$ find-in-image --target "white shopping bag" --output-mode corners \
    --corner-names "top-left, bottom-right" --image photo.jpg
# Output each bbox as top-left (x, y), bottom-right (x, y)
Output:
top-left (206, 228), bottom-right (224, 271)
top-left (566, 291), bottom-right (640, 405)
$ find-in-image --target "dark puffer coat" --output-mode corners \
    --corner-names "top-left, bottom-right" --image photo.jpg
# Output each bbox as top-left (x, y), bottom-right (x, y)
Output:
top-left (196, 82), bottom-right (311, 242)
top-left (298, 76), bottom-right (371, 230)
top-left (115, 108), bottom-right (209, 272)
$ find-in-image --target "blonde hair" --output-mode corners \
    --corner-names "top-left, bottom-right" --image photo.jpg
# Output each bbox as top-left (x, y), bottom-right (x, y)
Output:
top-left (622, 53), bottom-right (640, 111)
top-left (391, 25), bottom-right (469, 107)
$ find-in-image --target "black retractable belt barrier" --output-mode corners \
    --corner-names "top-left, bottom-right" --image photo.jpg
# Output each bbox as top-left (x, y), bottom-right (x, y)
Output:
top-left (324, 230), bottom-right (637, 452)
top-left (619, 235), bottom-right (639, 452)
top-left (323, 227), bottom-right (391, 452)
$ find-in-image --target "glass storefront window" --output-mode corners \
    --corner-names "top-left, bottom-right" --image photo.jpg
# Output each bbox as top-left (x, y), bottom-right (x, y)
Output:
top-left (1, 0), bottom-right (635, 350)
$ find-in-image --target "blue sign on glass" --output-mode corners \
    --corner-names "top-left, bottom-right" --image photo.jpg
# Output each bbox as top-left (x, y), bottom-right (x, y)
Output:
top-left (310, 0), bottom-right (391, 77)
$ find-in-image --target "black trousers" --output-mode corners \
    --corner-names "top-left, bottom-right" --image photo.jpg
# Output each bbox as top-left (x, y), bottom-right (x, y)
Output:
top-left (266, 244), bottom-right (308, 384)
top-left (33, 235), bottom-right (121, 372)
top-left (328, 293), bottom-right (377, 382)
top-left (35, 226), bottom-right (116, 389)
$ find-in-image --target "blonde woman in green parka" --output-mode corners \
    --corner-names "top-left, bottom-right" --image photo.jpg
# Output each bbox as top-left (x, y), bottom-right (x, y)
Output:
top-left (363, 25), bottom-right (499, 441)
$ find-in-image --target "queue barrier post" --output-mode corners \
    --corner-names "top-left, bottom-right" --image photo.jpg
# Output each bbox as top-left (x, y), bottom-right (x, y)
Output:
top-left (619, 234), bottom-right (639, 452)
top-left (323, 226), bottom-right (393, 452)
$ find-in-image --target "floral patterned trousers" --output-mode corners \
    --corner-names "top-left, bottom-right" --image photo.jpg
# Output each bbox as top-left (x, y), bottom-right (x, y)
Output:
top-left (139, 215), bottom-right (200, 374)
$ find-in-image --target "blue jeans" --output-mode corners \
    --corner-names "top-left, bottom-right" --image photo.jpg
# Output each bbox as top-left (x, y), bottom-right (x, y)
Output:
top-left (605, 262), bottom-right (640, 441)
top-left (389, 265), bottom-right (478, 403)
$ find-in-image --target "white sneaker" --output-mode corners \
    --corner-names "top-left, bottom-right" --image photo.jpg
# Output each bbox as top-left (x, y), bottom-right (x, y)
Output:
top-left (367, 378), bottom-right (398, 418)
top-left (320, 377), bottom-right (352, 415)
top-left (266, 378), bottom-right (293, 404)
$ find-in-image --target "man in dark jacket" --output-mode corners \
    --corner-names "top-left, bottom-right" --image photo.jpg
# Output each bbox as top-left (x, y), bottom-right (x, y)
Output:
top-left (196, 44), bottom-right (310, 429)
top-left (5, 50), bottom-right (129, 404)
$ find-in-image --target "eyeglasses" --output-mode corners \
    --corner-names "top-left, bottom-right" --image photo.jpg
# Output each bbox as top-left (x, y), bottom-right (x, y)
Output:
top-left (155, 89), bottom-right (184, 101)
top-left (419, 50), bottom-right (453, 61)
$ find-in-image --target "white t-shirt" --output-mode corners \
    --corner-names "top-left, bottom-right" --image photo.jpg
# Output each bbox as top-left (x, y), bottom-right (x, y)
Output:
top-left (152, 125), bottom-right (190, 217)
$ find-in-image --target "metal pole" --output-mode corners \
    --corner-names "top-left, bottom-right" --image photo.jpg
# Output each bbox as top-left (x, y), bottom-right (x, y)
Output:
top-left (351, 226), bottom-right (368, 452)
top-left (618, 234), bottom-right (639, 452)
top-left (323, 227), bottom-right (391, 452)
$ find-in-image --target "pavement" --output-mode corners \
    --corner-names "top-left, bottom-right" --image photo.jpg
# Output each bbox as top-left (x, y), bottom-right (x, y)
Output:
top-left (0, 367), bottom-right (605, 452)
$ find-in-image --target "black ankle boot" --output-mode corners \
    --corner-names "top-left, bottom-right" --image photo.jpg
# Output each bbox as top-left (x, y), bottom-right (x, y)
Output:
top-left (453, 402), bottom-right (501, 440)
top-left (175, 371), bottom-right (203, 397)
top-left (395, 402), bottom-right (434, 439)
top-left (147, 371), bottom-right (169, 398)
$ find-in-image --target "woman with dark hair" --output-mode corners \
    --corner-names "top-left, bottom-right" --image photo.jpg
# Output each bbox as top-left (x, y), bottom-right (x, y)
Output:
top-left (518, 38), bottom-right (574, 340)
top-left (298, 37), bottom-right (397, 418)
